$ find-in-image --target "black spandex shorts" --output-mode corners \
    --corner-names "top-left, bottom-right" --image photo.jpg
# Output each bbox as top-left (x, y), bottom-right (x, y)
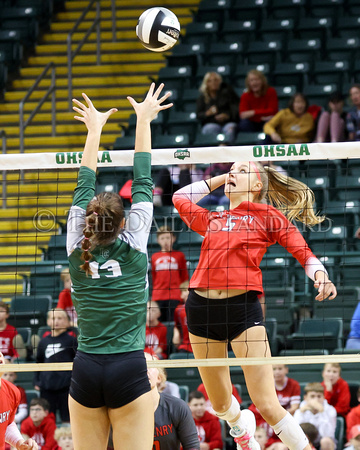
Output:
top-left (70, 350), bottom-right (150, 408)
top-left (186, 289), bottom-right (264, 341)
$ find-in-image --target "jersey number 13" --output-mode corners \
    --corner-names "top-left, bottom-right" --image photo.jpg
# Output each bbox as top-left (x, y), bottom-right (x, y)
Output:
top-left (89, 260), bottom-right (122, 279)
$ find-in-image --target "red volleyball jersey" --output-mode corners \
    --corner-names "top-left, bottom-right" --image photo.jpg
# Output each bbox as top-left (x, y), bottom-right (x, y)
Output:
top-left (173, 196), bottom-right (315, 293)
top-left (0, 379), bottom-right (20, 450)
top-left (145, 322), bottom-right (168, 359)
top-left (151, 251), bottom-right (188, 301)
top-left (173, 304), bottom-right (192, 352)
top-left (0, 325), bottom-right (19, 359)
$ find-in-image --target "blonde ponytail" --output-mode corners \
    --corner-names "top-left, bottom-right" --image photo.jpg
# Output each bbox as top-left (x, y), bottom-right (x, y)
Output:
top-left (253, 163), bottom-right (325, 227)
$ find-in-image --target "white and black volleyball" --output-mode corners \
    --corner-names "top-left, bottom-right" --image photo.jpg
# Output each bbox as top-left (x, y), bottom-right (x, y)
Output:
top-left (136, 7), bottom-right (180, 52)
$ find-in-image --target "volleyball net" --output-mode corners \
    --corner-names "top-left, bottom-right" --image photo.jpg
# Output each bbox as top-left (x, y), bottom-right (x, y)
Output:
top-left (0, 143), bottom-right (359, 401)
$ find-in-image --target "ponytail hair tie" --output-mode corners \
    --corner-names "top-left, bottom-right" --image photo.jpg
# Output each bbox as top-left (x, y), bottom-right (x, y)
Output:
top-left (84, 237), bottom-right (89, 240)
top-left (93, 211), bottom-right (98, 216)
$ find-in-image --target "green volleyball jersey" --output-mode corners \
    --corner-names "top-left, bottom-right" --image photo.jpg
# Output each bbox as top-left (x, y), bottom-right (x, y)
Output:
top-left (66, 153), bottom-right (153, 354)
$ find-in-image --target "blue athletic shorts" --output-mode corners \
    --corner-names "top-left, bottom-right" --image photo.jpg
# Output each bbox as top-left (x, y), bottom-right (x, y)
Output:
top-left (69, 350), bottom-right (150, 408)
top-left (186, 289), bottom-right (264, 341)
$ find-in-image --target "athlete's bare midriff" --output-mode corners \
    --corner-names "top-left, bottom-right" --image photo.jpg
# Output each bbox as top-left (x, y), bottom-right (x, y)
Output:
top-left (194, 288), bottom-right (248, 299)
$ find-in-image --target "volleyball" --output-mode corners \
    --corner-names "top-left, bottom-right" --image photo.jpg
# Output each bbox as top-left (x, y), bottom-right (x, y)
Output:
top-left (136, 7), bottom-right (180, 52)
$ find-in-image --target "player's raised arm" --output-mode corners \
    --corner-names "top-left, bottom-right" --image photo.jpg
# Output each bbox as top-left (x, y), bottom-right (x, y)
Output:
top-left (72, 93), bottom-right (118, 171)
top-left (127, 82), bottom-right (173, 154)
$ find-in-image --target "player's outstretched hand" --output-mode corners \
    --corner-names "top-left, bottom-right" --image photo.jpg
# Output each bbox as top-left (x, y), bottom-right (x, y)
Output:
top-left (314, 273), bottom-right (337, 302)
top-left (17, 438), bottom-right (38, 450)
top-left (73, 93), bottom-right (118, 132)
top-left (127, 83), bottom-right (173, 123)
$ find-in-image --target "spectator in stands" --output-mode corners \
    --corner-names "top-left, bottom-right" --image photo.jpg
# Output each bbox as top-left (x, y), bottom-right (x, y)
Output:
top-left (254, 426), bottom-right (268, 450)
top-left (21, 398), bottom-right (58, 450)
top-left (346, 84), bottom-right (360, 141)
top-left (197, 383), bottom-right (242, 416)
top-left (294, 382), bottom-right (336, 450)
top-left (145, 300), bottom-right (168, 359)
top-left (56, 268), bottom-right (77, 327)
top-left (263, 93), bottom-right (315, 144)
top-left (34, 309), bottom-right (77, 423)
top-left (154, 165), bottom-right (203, 207)
top-left (346, 302), bottom-right (360, 350)
top-left (347, 425), bottom-right (360, 450)
top-left (347, 387), bottom-right (360, 440)
top-left (321, 363), bottom-right (350, 417)
top-left (2, 366), bottom-right (28, 425)
top-left (0, 301), bottom-right (26, 361)
top-left (173, 280), bottom-right (193, 354)
top-left (196, 72), bottom-right (239, 144)
top-left (249, 364), bottom-right (300, 445)
top-left (315, 92), bottom-right (346, 143)
top-left (151, 225), bottom-right (189, 322)
top-left (188, 391), bottom-right (223, 450)
top-left (157, 367), bottom-right (181, 398)
top-left (54, 426), bottom-right (73, 450)
top-left (239, 70), bottom-right (278, 132)
top-left (146, 353), bottom-right (200, 449)
top-left (300, 423), bottom-right (319, 450)
top-left (356, 228), bottom-right (360, 239)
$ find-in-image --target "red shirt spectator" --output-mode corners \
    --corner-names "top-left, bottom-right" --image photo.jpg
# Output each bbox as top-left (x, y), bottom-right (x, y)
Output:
top-left (0, 324), bottom-right (19, 360)
top-left (21, 411), bottom-right (58, 450)
top-left (145, 323), bottom-right (168, 360)
top-left (321, 363), bottom-right (351, 418)
top-left (346, 404), bottom-right (360, 440)
top-left (151, 250), bottom-right (188, 302)
top-left (173, 303), bottom-right (192, 353)
top-left (239, 87), bottom-right (278, 123)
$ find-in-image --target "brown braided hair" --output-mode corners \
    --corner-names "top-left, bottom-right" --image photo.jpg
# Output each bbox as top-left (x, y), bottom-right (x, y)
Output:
top-left (80, 192), bottom-right (125, 276)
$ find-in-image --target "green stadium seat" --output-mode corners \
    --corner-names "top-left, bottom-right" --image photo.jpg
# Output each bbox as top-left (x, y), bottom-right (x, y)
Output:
top-left (166, 110), bottom-right (199, 143)
top-left (178, 88), bottom-right (198, 112)
top-left (307, 0), bottom-right (343, 19)
top-left (265, 318), bottom-right (278, 355)
top-left (300, 159), bottom-right (340, 179)
top-left (303, 84), bottom-right (338, 108)
top-left (17, 327), bottom-right (32, 347)
top-left (285, 39), bottom-right (322, 64)
top-left (336, 416), bottom-right (345, 448)
top-left (25, 389), bottom-right (40, 408)
top-left (325, 37), bottom-right (359, 64)
top-left (287, 318), bottom-right (343, 352)
top-left (232, 0), bottom-right (269, 25)
top-left (335, 176), bottom-right (360, 202)
top-left (245, 40), bottom-right (282, 69)
top-left (0, 30), bottom-right (23, 73)
top-left (337, 16), bottom-right (360, 38)
top-left (308, 226), bottom-right (347, 255)
top-left (195, 64), bottom-right (231, 84)
top-left (306, 176), bottom-right (330, 210)
top-left (113, 135), bottom-right (135, 151)
top-left (166, 43), bottom-right (205, 75)
top-left (196, 0), bottom-right (232, 23)
top-left (287, 364), bottom-right (324, 382)
top-left (273, 63), bottom-right (309, 91)
top-left (169, 353), bottom-right (194, 359)
top-left (0, 7), bottom-right (39, 48)
top-left (312, 60), bottom-right (350, 86)
top-left (179, 385), bottom-right (189, 402)
top-left (261, 257), bottom-right (294, 290)
top-left (157, 66), bottom-right (192, 93)
top-left (207, 42), bottom-right (244, 68)
top-left (296, 17), bottom-right (333, 44)
top-left (28, 264), bottom-right (67, 299)
top-left (15, 0), bottom-right (53, 28)
top-left (183, 21), bottom-right (219, 46)
top-left (166, 366), bottom-right (202, 392)
top-left (259, 18), bottom-right (295, 44)
top-left (192, 132), bottom-right (228, 147)
top-left (264, 287), bottom-right (296, 338)
top-left (279, 349), bottom-right (329, 356)
top-left (274, 85), bottom-right (297, 108)
top-left (220, 20), bottom-right (256, 45)
top-left (347, 0), bottom-right (360, 15)
top-left (9, 295), bottom-right (52, 332)
top-left (326, 200), bottom-right (360, 237)
top-left (234, 132), bottom-right (264, 146)
top-left (153, 133), bottom-right (189, 149)
top-left (270, 0), bottom-right (306, 21)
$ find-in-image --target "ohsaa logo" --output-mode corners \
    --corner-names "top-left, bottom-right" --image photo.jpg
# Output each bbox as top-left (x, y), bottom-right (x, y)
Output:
top-left (174, 149), bottom-right (190, 160)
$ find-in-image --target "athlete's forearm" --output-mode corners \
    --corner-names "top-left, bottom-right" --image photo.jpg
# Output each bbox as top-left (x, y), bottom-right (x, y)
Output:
top-left (134, 118), bottom-right (152, 154)
top-left (80, 128), bottom-right (102, 171)
top-left (204, 174), bottom-right (227, 192)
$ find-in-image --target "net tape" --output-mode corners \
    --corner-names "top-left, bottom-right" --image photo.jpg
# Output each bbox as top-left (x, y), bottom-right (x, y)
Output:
top-left (1, 142), bottom-right (359, 171)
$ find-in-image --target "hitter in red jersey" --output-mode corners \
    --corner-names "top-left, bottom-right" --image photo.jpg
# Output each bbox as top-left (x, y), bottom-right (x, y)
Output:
top-left (172, 160), bottom-right (337, 450)
top-left (0, 352), bottom-right (37, 450)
